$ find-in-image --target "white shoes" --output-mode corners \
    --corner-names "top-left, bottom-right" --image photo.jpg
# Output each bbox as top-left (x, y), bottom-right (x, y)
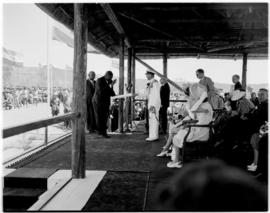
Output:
top-left (156, 150), bottom-right (169, 157)
top-left (167, 161), bottom-right (182, 168)
top-left (146, 137), bottom-right (158, 142)
top-left (247, 163), bottom-right (257, 171)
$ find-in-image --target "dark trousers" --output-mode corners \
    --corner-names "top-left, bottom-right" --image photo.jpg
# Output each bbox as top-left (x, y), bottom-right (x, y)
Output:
top-left (159, 106), bottom-right (168, 133)
top-left (87, 99), bottom-right (96, 131)
top-left (93, 102), bottom-right (109, 135)
top-left (258, 134), bottom-right (268, 183)
top-left (145, 108), bottom-right (149, 132)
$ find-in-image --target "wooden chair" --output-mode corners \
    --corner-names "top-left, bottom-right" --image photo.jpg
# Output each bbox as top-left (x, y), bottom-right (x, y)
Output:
top-left (181, 120), bottom-right (215, 163)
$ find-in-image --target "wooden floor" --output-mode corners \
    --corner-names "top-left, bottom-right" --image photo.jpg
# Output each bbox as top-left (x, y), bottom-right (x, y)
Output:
top-left (7, 122), bottom-right (181, 211)
top-left (9, 122), bottom-right (174, 172)
top-left (6, 122), bottom-right (265, 211)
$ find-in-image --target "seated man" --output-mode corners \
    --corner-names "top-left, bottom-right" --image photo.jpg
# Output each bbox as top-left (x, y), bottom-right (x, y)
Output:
top-left (221, 90), bottom-right (255, 144)
top-left (230, 74), bottom-right (245, 110)
top-left (246, 89), bottom-right (268, 171)
top-left (247, 123), bottom-right (268, 172)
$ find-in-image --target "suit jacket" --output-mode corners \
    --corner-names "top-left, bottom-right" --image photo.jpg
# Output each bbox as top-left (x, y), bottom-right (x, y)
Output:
top-left (86, 79), bottom-right (95, 102)
top-left (248, 100), bottom-right (268, 132)
top-left (146, 78), bottom-right (161, 110)
top-left (92, 76), bottom-right (115, 108)
top-left (160, 83), bottom-right (170, 107)
top-left (234, 82), bottom-right (245, 91)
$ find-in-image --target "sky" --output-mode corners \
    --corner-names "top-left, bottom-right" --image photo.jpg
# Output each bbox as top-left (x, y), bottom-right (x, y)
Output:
top-left (3, 3), bottom-right (268, 84)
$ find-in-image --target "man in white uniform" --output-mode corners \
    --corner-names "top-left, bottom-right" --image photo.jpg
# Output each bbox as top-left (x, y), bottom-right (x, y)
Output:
top-left (145, 70), bottom-right (161, 141)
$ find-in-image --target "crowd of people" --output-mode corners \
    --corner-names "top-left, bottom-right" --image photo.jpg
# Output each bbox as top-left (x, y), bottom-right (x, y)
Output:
top-left (150, 70), bottom-right (268, 180)
top-left (5, 69), bottom-right (268, 178)
top-left (2, 86), bottom-right (48, 110)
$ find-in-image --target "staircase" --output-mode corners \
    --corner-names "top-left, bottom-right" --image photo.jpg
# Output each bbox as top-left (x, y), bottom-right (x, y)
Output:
top-left (3, 168), bottom-right (57, 211)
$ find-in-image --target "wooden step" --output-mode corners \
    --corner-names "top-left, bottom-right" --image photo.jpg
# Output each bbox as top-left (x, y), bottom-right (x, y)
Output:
top-left (3, 187), bottom-right (46, 210)
top-left (4, 167), bottom-right (58, 189)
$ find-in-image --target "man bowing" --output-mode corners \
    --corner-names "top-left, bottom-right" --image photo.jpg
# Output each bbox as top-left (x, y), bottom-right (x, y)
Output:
top-left (92, 71), bottom-right (116, 138)
top-left (145, 70), bottom-right (161, 142)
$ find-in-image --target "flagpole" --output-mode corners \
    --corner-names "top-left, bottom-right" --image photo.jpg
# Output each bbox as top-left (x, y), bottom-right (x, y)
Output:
top-left (46, 16), bottom-right (51, 115)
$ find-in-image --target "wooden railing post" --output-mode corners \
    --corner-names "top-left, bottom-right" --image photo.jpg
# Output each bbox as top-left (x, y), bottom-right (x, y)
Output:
top-left (44, 127), bottom-right (48, 146)
top-left (118, 36), bottom-right (125, 133)
top-left (72, 3), bottom-right (87, 179)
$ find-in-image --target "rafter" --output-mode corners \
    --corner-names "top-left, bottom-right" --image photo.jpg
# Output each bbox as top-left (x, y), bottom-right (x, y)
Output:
top-left (118, 12), bottom-right (205, 51)
top-left (101, 3), bottom-right (131, 48)
top-left (207, 40), bottom-right (268, 53)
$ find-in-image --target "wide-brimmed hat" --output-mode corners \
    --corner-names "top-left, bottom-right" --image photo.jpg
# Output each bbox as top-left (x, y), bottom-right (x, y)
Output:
top-left (231, 90), bottom-right (246, 101)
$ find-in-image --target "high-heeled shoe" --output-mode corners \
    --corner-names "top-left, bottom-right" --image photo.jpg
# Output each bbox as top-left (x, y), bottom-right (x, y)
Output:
top-left (156, 150), bottom-right (169, 157)
top-left (167, 161), bottom-right (182, 168)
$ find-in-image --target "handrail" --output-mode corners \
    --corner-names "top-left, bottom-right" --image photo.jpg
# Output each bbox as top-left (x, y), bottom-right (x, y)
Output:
top-left (3, 112), bottom-right (80, 139)
top-left (134, 99), bottom-right (187, 103)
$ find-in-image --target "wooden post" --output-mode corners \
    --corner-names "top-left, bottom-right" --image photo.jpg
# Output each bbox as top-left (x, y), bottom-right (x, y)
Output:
top-left (118, 36), bottom-right (125, 133)
top-left (163, 53), bottom-right (168, 78)
top-left (71, 3), bottom-right (87, 179)
top-left (44, 126), bottom-right (48, 146)
top-left (126, 48), bottom-right (132, 128)
top-left (242, 53), bottom-right (248, 90)
top-left (135, 56), bottom-right (185, 93)
top-left (131, 49), bottom-right (136, 121)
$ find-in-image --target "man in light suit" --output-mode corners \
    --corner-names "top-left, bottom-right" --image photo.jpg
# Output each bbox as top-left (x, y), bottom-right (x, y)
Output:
top-left (145, 70), bottom-right (161, 142)
top-left (196, 69), bottom-right (224, 110)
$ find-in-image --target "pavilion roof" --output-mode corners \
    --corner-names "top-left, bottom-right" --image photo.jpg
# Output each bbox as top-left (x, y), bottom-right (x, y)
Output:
top-left (37, 3), bottom-right (268, 59)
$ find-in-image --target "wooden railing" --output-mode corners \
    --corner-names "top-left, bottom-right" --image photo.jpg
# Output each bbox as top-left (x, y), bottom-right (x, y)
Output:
top-left (3, 112), bottom-right (80, 139)
top-left (134, 99), bottom-right (187, 103)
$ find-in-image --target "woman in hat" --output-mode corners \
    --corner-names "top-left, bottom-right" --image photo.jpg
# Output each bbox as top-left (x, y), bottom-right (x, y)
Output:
top-left (167, 83), bottom-right (213, 168)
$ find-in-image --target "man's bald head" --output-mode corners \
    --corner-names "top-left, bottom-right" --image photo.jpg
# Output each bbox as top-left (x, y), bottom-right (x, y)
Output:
top-left (88, 71), bottom-right (96, 80)
top-left (105, 71), bottom-right (113, 81)
top-left (160, 78), bottom-right (167, 85)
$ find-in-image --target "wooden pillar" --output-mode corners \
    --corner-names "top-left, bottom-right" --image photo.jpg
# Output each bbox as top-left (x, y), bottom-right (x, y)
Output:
top-left (126, 48), bottom-right (132, 127)
top-left (131, 49), bottom-right (136, 120)
top-left (71, 3), bottom-right (87, 179)
top-left (242, 53), bottom-right (248, 90)
top-left (118, 36), bottom-right (125, 132)
top-left (163, 53), bottom-right (168, 78)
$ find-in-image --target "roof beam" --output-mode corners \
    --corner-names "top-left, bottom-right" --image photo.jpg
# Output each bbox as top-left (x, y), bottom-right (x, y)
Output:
top-left (135, 56), bottom-right (185, 93)
top-left (207, 40), bottom-right (267, 53)
top-left (118, 12), bottom-right (205, 51)
top-left (101, 3), bottom-right (131, 48)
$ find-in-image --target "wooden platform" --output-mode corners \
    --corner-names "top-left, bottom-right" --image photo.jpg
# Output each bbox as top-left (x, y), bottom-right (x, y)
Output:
top-left (8, 123), bottom-right (173, 172)
top-left (6, 122), bottom-right (182, 211)
top-left (4, 121), bottom-right (264, 211)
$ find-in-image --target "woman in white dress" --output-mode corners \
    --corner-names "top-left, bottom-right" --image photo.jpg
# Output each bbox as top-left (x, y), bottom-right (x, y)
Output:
top-left (167, 83), bottom-right (213, 168)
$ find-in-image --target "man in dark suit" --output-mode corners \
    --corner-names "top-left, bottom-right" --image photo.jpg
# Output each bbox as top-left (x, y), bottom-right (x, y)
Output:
top-left (86, 71), bottom-right (96, 133)
top-left (159, 78), bottom-right (170, 134)
top-left (232, 74), bottom-right (245, 91)
top-left (92, 71), bottom-right (116, 138)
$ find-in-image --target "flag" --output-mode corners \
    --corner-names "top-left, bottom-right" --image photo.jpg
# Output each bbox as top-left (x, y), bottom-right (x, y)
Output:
top-left (3, 48), bottom-right (24, 67)
top-left (52, 26), bottom-right (100, 54)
